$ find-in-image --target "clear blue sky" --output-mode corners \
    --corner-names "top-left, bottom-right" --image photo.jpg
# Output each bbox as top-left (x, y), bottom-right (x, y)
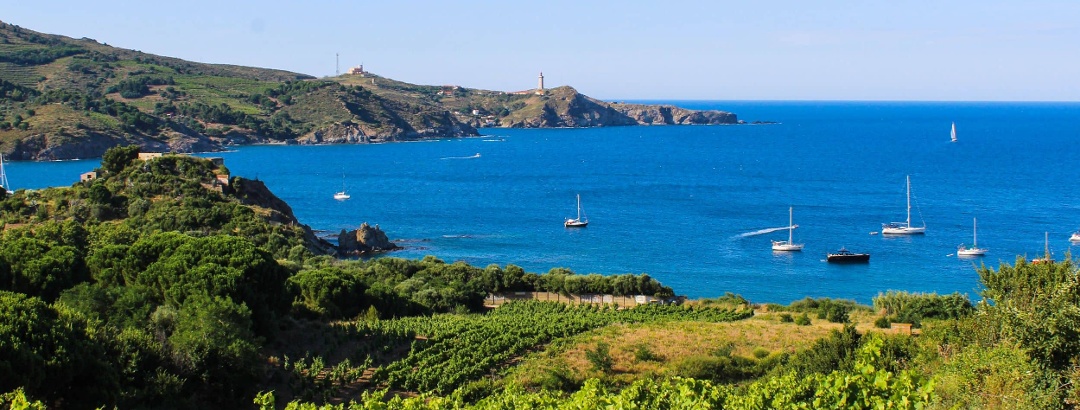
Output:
top-left (5, 1), bottom-right (1079, 101)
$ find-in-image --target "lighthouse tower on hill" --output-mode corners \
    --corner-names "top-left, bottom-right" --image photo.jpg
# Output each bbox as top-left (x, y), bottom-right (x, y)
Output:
top-left (536, 72), bottom-right (545, 95)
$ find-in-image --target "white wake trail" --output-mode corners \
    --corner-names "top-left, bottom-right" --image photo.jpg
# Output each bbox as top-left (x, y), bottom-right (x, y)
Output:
top-left (735, 226), bottom-right (795, 238)
top-left (441, 153), bottom-right (481, 160)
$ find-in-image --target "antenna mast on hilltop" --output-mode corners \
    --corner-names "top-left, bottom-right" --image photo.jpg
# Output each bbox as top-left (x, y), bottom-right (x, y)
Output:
top-left (336, 53), bottom-right (339, 76)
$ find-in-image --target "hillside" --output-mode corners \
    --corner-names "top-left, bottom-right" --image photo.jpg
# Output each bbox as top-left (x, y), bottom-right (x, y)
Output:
top-left (0, 21), bottom-right (736, 161)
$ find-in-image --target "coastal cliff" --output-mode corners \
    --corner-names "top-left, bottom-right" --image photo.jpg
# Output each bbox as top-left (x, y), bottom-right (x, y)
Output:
top-left (230, 177), bottom-right (337, 256)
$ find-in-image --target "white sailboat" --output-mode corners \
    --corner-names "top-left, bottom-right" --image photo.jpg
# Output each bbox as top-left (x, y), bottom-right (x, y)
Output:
top-left (0, 153), bottom-right (10, 194)
top-left (333, 173), bottom-right (350, 200)
top-left (956, 217), bottom-right (986, 256)
top-left (772, 206), bottom-right (804, 251)
top-left (564, 194), bottom-right (588, 227)
top-left (882, 175), bottom-right (926, 235)
top-left (950, 122), bottom-right (957, 143)
top-left (1032, 232), bottom-right (1052, 264)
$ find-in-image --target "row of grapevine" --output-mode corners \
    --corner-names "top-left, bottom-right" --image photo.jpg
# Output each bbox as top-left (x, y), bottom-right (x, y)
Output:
top-left (256, 334), bottom-right (933, 409)
top-left (363, 301), bottom-right (751, 394)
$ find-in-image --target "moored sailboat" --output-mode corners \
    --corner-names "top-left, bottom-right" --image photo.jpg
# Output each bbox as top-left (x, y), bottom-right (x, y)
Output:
top-left (333, 173), bottom-right (350, 200)
top-left (882, 175), bottom-right (926, 235)
top-left (771, 206), bottom-right (804, 251)
top-left (564, 194), bottom-right (588, 227)
top-left (1032, 232), bottom-right (1053, 264)
top-left (956, 217), bottom-right (986, 257)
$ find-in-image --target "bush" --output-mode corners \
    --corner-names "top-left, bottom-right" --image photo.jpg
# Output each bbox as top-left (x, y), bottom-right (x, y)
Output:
top-left (779, 313), bottom-right (794, 323)
top-left (872, 291), bottom-right (973, 326)
top-left (785, 324), bottom-right (861, 377)
top-left (824, 303), bottom-right (849, 323)
top-left (633, 344), bottom-right (662, 362)
top-left (874, 315), bottom-right (892, 329)
top-left (794, 313), bottom-right (811, 326)
top-left (535, 365), bottom-right (578, 392)
top-left (585, 342), bottom-right (614, 373)
top-left (672, 354), bottom-right (762, 384)
top-left (752, 347), bottom-right (771, 359)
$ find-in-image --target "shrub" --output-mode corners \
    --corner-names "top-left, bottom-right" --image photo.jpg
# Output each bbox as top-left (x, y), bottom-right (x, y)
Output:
top-left (752, 347), bottom-right (770, 359)
top-left (785, 324), bottom-right (861, 377)
top-left (585, 342), bottom-right (614, 373)
top-left (872, 290), bottom-right (973, 327)
top-left (633, 344), bottom-right (662, 362)
top-left (795, 313), bottom-right (811, 326)
top-left (779, 313), bottom-right (794, 323)
top-left (874, 315), bottom-right (892, 329)
top-left (672, 354), bottom-right (762, 384)
top-left (824, 303), bottom-right (850, 323)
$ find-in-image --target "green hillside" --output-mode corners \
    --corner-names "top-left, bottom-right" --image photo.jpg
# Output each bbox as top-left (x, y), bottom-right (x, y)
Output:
top-left (0, 21), bottom-right (478, 160)
top-left (0, 21), bottom-right (739, 161)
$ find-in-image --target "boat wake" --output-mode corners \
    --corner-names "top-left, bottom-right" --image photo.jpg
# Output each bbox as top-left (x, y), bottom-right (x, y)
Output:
top-left (735, 226), bottom-right (795, 238)
top-left (441, 153), bottom-right (481, 160)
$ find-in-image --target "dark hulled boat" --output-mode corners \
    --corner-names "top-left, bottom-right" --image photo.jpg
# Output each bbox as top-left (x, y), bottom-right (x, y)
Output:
top-left (827, 248), bottom-right (869, 263)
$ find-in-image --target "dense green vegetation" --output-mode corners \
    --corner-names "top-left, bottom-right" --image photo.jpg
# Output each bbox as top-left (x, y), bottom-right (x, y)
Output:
top-left (0, 146), bottom-right (684, 408)
top-left (3, 145), bottom-right (1080, 408)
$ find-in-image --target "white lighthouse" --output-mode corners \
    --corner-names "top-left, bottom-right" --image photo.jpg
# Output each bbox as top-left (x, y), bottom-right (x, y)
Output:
top-left (536, 72), bottom-right (545, 95)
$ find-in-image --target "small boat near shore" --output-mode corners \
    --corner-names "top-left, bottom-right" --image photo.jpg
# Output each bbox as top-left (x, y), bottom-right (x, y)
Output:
top-left (1070, 230), bottom-right (1080, 243)
top-left (827, 247), bottom-right (870, 263)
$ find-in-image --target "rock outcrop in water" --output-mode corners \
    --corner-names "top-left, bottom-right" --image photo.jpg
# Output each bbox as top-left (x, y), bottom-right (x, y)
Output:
top-left (337, 222), bottom-right (399, 255)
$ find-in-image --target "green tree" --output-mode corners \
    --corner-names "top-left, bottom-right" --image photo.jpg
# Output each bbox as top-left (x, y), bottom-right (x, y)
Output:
top-left (979, 258), bottom-right (1080, 371)
top-left (101, 145), bottom-right (141, 175)
top-left (168, 294), bottom-right (260, 406)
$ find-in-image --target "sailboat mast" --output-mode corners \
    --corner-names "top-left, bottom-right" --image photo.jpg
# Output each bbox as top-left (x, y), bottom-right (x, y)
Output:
top-left (1045, 231), bottom-right (1050, 259)
top-left (576, 194), bottom-right (582, 220)
top-left (905, 175), bottom-right (911, 228)
top-left (972, 218), bottom-right (977, 247)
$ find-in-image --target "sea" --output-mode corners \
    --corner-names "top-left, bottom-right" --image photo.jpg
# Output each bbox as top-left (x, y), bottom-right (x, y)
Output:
top-left (10, 101), bottom-right (1080, 304)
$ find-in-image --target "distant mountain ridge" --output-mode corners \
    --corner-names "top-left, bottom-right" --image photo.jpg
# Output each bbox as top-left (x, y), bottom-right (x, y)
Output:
top-left (0, 21), bottom-right (737, 160)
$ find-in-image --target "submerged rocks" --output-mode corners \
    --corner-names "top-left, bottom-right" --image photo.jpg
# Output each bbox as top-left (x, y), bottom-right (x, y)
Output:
top-left (338, 222), bottom-right (399, 255)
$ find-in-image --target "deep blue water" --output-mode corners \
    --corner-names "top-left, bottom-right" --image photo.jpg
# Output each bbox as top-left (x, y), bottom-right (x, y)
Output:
top-left (9, 101), bottom-right (1080, 304)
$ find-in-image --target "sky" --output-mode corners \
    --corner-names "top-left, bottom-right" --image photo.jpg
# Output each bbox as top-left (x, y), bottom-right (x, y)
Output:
top-left (4, 1), bottom-right (1080, 101)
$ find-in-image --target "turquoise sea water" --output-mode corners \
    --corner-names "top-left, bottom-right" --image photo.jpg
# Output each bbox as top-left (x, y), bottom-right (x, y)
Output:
top-left (9, 101), bottom-right (1080, 304)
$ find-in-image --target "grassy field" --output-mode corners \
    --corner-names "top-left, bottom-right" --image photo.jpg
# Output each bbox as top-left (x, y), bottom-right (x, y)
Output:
top-left (505, 309), bottom-right (881, 387)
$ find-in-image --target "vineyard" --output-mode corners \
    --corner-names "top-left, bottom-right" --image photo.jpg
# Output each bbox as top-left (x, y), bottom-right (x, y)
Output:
top-left (255, 334), bottom-right (934, 409)
top-left (320, 301), bottom-right (755, 395)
